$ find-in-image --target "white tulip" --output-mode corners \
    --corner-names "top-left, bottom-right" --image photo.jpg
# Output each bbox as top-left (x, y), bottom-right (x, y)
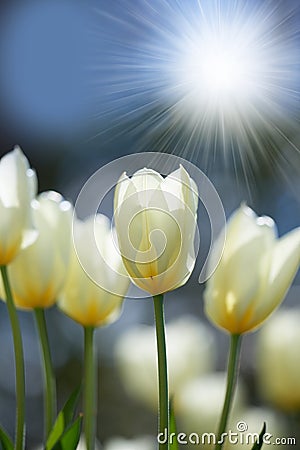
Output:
top-left (0, 147), bottom-right (37, 265)
top-left (58, 214), bottom-right (130, 327)
top-left (204, 205), bottom-right (300, 334)
top-left (114, 165), bottom-right (198, 295)
top-left (115, 316), bottom-right (216, 409)
top-left (5, 191), bottom-right (72, 309)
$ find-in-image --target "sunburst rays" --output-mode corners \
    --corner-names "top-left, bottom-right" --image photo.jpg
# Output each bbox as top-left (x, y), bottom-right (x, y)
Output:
top-left (90, 0), bottom-right (300, 180)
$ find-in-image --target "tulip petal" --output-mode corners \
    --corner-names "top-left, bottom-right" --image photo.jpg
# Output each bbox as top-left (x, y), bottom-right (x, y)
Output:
top-left (130, 168), bottom-right (163, 192)
top-left (224, 205), bottom-right (276, 262)
top-left (132, 169), bottom-right (163, 208)
top-left (0, 147), bottom-right (23, 207)
top-left (249, 227), bottom-right (300, 329)
top-left (114, 171), bottom-right (130, 207)
top-left (161, 165), bottom-right (198, 214)
top-left (0, 202), bottom-right (23, 263)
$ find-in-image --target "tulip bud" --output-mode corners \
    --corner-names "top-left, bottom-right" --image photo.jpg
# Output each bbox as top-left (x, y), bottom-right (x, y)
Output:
top-left (204, 205), bottom-right (300, 334)
top-left (0, 147), bottom-right (37, 265)
top-left (256, 308), bottom-right (300, 411)
top-left (114, 165), bottom-right (198, 295)
top-left (58, 214), bottom-right (130, 327)
top-left (3, 191), bottom-right (72, 309)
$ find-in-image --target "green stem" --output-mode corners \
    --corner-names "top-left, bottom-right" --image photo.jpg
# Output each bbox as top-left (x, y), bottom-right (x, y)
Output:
top-left (0, 265), bottom-right (25, 450)
top-left (153, 294), bottom-right (169, 450)
top-left (34, 308), bottom-right (56, 439)
top-left (84, 326), bottom-right (96, 450)
top-left (215, 334), bottom-right (242, 450)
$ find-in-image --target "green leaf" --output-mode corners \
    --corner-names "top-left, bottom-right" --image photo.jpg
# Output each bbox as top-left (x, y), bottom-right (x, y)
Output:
top-left (46, 386), bottom-right (81, 450)
top-left (251, 422), bottom-right (266, 450)
top-left (52, 416), bottom-right (82, 450)
top-left (0, 426), bottom-right (13, 450)
top-left (169, 399), bottom-right (179, 450)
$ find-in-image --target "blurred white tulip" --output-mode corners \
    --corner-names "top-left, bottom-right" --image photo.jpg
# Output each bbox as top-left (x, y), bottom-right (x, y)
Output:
top-left (115, 316), bottom-right (216, 409)
top-left (104, 436), bottom-right (156, 450)
top-left (175, 372), bottom-right (246, 447)
top-left (76, 437), bottom-right (101, 450)
top-left (33, 436), bottom-right (101, 450)
top-left (256, 308), bottom-right (300, 411)
top-left (225, 407), bottom-right (287, 449)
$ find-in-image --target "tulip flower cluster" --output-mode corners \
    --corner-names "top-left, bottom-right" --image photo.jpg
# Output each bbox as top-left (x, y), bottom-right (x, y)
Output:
top-left (0, 146), bottom-right (299, 450)
top-left (0, 148), bottom-right (131, 450)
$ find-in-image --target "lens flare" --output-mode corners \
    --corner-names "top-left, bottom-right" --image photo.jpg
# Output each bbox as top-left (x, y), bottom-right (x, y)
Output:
top-left (90, 0), bottom-right (300, 178)
top-left (174, 22), bottom-right (268, 116)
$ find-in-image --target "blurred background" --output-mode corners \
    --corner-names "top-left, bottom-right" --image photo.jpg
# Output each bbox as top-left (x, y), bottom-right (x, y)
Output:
top-left (0, 0), bottom-right (299, 448)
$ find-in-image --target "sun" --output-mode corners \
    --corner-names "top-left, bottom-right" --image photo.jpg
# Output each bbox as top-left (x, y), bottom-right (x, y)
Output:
top-left (177, 28), bottom-right (257, 113)
top-left (91, 0), bottom-right (300, 178)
